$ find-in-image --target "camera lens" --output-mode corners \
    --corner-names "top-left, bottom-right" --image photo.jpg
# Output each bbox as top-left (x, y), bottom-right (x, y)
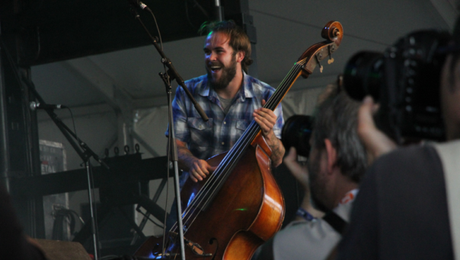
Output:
top-left (281, 115), bottom-right (313, 158)
top-left (343, 51), bottom-right (384, 102)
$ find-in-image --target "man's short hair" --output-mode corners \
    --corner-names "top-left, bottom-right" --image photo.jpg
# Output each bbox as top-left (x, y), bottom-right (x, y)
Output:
top-left (312, 91), bottom-right (367, 183)
top-left (200, 20), bottom-right (253, 73)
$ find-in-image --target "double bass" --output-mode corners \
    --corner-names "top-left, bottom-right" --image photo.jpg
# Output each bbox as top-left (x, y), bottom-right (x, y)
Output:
top-left (136, 20), bottom-right (344, 260)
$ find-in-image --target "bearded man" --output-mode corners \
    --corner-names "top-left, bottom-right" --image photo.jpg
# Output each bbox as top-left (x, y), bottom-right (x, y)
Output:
top-left (166, 20), bottom-right (285, 186)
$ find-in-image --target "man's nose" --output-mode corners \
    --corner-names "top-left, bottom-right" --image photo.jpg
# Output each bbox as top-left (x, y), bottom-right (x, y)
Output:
top-left (208, 52), bottom-right (217, 61)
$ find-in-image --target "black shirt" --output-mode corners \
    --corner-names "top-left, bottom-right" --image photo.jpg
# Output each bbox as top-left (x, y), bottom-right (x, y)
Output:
top-left (337, 145), bottom-right (454, 259)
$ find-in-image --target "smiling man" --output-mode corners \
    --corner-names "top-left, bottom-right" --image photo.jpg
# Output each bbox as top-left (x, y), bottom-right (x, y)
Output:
top-left (166, 20), bottom-right (285, 187)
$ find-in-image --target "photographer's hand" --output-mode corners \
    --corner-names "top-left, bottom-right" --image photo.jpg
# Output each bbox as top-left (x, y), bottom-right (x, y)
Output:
top-left (358, 96), bottom-right (397, 164)
top-left (284, 147), bottom-right (324, 218)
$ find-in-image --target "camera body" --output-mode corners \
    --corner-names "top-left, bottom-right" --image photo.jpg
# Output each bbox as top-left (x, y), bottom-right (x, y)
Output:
top-left (281, 115), bottom-right (313, 158)
top-left (343, 30), bottom-right (451, 142)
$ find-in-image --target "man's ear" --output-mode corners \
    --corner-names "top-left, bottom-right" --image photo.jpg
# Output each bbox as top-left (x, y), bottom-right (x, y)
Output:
top-left (324, 138), bottom-right (337, 174)
top-left (236, 51), bottom-right (245, 63)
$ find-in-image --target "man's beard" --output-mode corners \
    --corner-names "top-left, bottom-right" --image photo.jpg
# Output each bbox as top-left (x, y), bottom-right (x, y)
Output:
top-left (207, 55), bottom-right (238, 90)
top-left (307, 151), bottom-right (330, 211)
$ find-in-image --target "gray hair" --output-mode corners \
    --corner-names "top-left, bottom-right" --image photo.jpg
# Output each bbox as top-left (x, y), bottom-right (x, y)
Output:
top-left (312, 91), bottom-right (367, 183)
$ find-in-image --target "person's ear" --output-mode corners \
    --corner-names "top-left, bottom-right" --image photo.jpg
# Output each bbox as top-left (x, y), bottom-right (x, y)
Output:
top-left (324, 139), bottom-right (337, 174)
top-left (236, 51), bottom-right (245, 63)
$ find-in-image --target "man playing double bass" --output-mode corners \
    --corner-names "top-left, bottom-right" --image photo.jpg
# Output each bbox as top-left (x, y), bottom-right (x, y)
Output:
top-left (166, 20), bottom-right (285, 187)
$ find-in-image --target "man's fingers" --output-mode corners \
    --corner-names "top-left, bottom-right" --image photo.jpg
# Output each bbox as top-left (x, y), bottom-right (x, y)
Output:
top-left (254, 116), bottom-right (270, 132)
top-left (189, 159), bottom-right (218, 182)
top-left (254, 99), bottom-right (277, 135)
top-left (198, 167), bottom-right (209, 178)
top-left (359, 96), bottom-right (377, 129)
top-left (254, 108), bottom-right (276, 134)
top-left (191, 175), bottom-right (199, 182)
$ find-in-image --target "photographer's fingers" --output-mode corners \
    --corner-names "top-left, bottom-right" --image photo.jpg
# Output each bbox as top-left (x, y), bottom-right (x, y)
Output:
top-left (358, 96), bottom-right (397, 163)
top-left (284, 147), bottom-right (310, 188)
top-left (358, 96), bottom-right (377, 132)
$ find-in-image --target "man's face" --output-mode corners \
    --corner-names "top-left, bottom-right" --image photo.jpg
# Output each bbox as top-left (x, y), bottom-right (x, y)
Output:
top-left (440, 54), bottom-right (460, 140)
top-left (204, 32), bottom-right (239, 90)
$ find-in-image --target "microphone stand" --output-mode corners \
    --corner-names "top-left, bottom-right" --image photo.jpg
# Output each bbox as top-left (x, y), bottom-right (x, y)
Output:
top-left (25, 82), bottom-right (106, 260)
top-left (160, 72), bottom-right (186, 260)
top-left (129, 7), bottom-right (208, 260)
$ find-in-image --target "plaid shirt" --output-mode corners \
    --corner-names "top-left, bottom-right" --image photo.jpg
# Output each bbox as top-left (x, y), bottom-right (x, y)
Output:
top-left (166, 72), bottom-right (284, 161)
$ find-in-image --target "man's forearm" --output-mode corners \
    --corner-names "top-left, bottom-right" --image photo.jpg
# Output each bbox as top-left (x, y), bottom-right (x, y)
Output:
top-left (175, 139), bottom-right (202, 172)
top-left (265, 132), bottom-right (285, 167)
top-left (177, 146), bottom-right (197, 172)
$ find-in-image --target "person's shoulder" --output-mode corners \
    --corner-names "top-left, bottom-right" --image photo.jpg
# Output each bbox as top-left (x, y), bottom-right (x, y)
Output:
top-left (369, 143), bottom-right (441, 178)
top-left (184, 75), bottom-right (207, 86)
top-left (245, 74), bottom-right (276, 95)
top-left (380, 143), bottom-right (437, 162)
top-left (180, 75), bottom-right (208, 93)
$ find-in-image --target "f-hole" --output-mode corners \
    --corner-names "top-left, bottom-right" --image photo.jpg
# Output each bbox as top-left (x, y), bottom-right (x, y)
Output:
top-left (209, 238), bottom-right (218, 260)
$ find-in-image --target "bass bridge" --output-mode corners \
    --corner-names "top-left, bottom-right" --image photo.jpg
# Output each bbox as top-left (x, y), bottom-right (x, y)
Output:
top-left (169, 231), bottom-right (213, 257)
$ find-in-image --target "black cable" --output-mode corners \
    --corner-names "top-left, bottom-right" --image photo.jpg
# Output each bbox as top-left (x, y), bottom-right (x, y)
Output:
top-left (135, 207), bottom-right (164, 229)
top-left (51, 205), bottom-right (85, 240)
top-left (141, 7), bottom-right (163, 51)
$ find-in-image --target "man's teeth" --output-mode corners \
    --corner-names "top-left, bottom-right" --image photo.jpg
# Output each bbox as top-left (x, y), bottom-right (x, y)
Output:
top-left (211, 66), bottom-right (221, 71)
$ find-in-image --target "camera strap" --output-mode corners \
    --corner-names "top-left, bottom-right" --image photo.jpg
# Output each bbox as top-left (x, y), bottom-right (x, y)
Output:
top-left (432, 140), bottom-right (460, 260)
top-left (322, 211), bottom-right (348, 235)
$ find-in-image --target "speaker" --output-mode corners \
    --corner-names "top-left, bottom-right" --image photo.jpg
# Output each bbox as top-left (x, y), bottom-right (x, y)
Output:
top-left (33, 239), bottom-right (92, 260)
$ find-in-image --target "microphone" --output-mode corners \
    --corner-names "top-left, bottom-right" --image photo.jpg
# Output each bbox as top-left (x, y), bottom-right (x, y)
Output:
top-left (30, 101), bottom-right (67, 110)
top-left (128, 0), bottom-right (150, 11)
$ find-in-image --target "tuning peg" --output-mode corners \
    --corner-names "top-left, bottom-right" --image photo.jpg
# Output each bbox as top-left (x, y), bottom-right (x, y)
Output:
top-left (328, 45), bottom-right (335, 64)
top-left (315, 55), bottom-right (323, 73)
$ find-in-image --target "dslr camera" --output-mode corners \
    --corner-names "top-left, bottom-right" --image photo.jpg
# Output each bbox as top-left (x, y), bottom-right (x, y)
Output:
top-left (281, 115), bottom-right (313, 158)
top-left (343, 29), bottom-right (452, 143)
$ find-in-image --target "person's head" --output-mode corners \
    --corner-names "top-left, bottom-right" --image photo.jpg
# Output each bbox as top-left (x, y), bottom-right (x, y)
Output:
top-left (441, 16), bottom-right (460, 140)
top-left (200, 21), bottom-right (253, 89)
top-left (308, 91), bottom-right (367, 209)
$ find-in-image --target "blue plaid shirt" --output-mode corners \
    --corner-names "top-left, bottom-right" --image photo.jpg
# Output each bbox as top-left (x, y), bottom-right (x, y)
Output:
top-left (166, 72), bottom-right (284, 161)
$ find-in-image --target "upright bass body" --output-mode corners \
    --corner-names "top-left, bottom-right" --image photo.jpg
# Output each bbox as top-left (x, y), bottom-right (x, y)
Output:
top-left (181, 138), bottom-right (284, 259)
top-left (136, 137), bottom-right (285, 260)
